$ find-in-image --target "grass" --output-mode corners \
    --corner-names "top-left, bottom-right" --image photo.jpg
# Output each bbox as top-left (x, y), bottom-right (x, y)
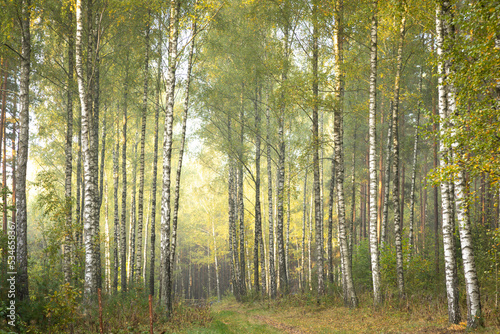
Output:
top-left (3, 291), bottom-right (499, 333)
top-left (193, 294), bottom-right (500, 334)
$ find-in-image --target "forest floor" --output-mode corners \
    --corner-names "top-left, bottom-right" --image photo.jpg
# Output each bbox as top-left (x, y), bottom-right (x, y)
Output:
top-left (175, 297), bottom-right (500, 334)
top-left (6, 292), bottom-right (499, 333)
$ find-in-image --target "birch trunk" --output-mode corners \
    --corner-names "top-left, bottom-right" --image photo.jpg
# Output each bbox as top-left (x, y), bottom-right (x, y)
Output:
top-left (254, 86), bottom-right (264, 294)
top-left (149, 15), bottom-right (162, 297)
top-left (277, 102), bottom-right (287, 295)
top-left (91, 7), bottom-right (102, 291)
top-left (308, 193), bottom-right (313, 290)
top-left (433, 104), bottom-right (440, 274)
top-left (286, 168), bottom-right (291, 283)
top-left (104, 179), bottom-right (111, 291)
top-left (212, 219), bottom-right (221, 301)
top-left (276, 11), bottom-right (290, 294)
top-left (266, 106), bottom-right (277, 298)
top-left (312, 0), bottom-right (324, 296)
top-left (303, 168), bottom-right (308, 288)
top-left (11, 95), bottom-right (16, 241)
top-left (77, 0), bottom-right (100, 300)
top-left (238, 99), bottom-right (246, 297)
top-left (327, 150), bottom-right (335, 284)
top-left (98, 110), bottom-right (105, 211)
top-left (143, 203), bottom-right (149, 282)
top-left (113, 126), bottom-right (119, 293)
top-left (160, 0), bottom-right (179, 313)
top-left (377, 110), bottom-right (384, 244)
top-left (129, 132), bottom-right (138, 282)
top-left (436, 1), bottom-right (460, 323)
top-left (409, 69), bottom-right (422, 254)
top-left (16, 0), bottom-right (31, 301)
top-left (381, 112), bottom-right (392, 245)
top-left (230, 163), bottom-right (240, 299)
top-left (120, 57), bottom-right (129, 293)
top-left (137, 17), bottom-right (150, 283)
top-left (443, 2), bottom-right (482, 325)
top-left (455, 170), bottom-right (483, 328)
top-left (349, 128), bottom-right (356, 264)
top-left (391, 10), bottom-right (406, 300)
top-left (170, 17), bottom-right (196, 306)
top-left (64, 4), bottom-right (74, 285)
top-left (76, 122), bottom-right (82, 247)
top-left (228, 134), bottom-right (236, 297)
top-left (228, 169), bottom-right (235, 295)
top-left (368, 0), bottom-right (381, 306)
top-left (333, 0), bottom-right (357, 308)
top-left (245, 239), bottom-right (252, 291)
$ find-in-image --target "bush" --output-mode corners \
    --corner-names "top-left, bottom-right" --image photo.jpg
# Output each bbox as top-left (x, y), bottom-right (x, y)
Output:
top-left (44, 283), bottom-right (80, 333)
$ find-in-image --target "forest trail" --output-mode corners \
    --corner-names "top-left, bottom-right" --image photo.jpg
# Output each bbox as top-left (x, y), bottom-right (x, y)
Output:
top-left (203, 298), bottom-right (486, 334)
top-left (215, 300), bottom-right (306, 334)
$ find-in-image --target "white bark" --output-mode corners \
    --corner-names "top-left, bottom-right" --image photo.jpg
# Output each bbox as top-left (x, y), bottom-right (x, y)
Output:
top-left (16, 0), bottom-right (31, 301)
top-left (391, 10), bottom-right (406, 300)
top-left (104, 179), bottom-right (111, 292)
top-left (333, 0), bottom-right (357, 308)
top-left (76, 0), bottom-right (99, 300)
top-left (455, 170), bottom-right (482, 328)
top-left (436, 1), bottom-right (460, 323)
top-left (171, 14), bottom-right (196, 305)
top-left (302, 169), bottom-right (308, 289)
top-left (120, 61), bottom-right (129, 293)
top-left (312, 0), bottom-right (324, 296)
top-left (444, 1), bottom-right (482, 325)
top-left (266, 105), bottom-right (277, 298)
top-left (381, 113), bottom-right (392, 245)
top-left (149, 14), bottom-right (162, 297)
top-left (64, 3), bottom-right (74, 285)
top-left (137, 17), bottom-right (150, 284)
top-left (368, 0), bottom-right (381, 306)
top-left (212, 219), bottom-right (221, 301)
top-left (112, 128), bottom-right (119, 293)
top-left (409, 69), bottom-right (423, 254)
top-left (160, 0), bottom-right (179, 313)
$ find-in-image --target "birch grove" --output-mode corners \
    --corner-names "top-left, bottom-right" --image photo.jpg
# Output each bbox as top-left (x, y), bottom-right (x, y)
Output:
top-left (4, 0), bottom-right (498, 331)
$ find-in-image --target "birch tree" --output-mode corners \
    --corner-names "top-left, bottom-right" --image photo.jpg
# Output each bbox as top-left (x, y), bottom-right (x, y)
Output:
top-left (137, 15), bottom-right (150, 283)
top-left (312, 0), bottom-right (324, 296)
top-left (391, 4), bottom-right (406, 299)
top-left (149, 14), bottom-right (162, 297)
top-left (237, 96), bottom-right (246, 297)
top-left (76, 0), bottom-right (100, 301)
top-left (333, 0), bottom-right (357, 308)
top-left (253, 85), bottom-right (264, 294)
top-left (63, 2), bottom-right (74, 285)
top-left (171, 13), bottom-right (197, 303)
top-left (16, 0), bottom-right (31, 301)
top-left (381, 109), bottom-right (392, 245)
top-left (267, 105), bottom-right (277, 299)
top-left (409, 68), bottom-right (423, 254)
top-left (436, 0), bottom-right (460, 323)
top-left (160, 0), bottom-right (179, 314)
top-left (113, 125), bottom-right (119, 293)
top-left (121, 56), bottom-right (130, 293)
top-left (439, 1), bottom-right (483, 327)
top-left (368, 0), bottom-right (381, 306)
top-left (277, 1), bottom-right (290, 295)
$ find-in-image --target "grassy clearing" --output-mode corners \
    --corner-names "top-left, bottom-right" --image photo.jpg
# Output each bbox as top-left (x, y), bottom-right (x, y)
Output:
top-left (3, 292), bottom-right (499, 333)
top-left (196, 295), bottom-right (500, 334)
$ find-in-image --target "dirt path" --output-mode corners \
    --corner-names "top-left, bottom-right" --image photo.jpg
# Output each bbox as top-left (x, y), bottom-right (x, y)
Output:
top-left (218, 302), bottom-right (306, 333)
top-left (251, 314), bottom-right (306, 334)
top-left (211, 299), bottom-right (498, 333)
